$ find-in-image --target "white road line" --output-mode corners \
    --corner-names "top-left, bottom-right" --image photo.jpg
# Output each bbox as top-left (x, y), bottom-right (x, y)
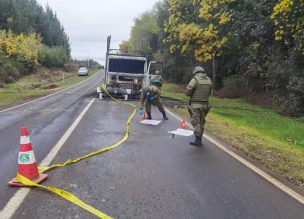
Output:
top-left (0, 71), bottom-right (100, 114)
top-left (165, 108), bottom-right (304, 206)
top-left (0, 98), bottom-right (95, 218)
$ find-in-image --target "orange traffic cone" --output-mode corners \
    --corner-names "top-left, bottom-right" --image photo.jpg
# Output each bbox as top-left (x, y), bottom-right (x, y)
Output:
top-left (142, 112), bottom-right (146, 120)
top-left (8, 127), bottom-right (48, 186)
top-left (180, 120), bottom-right (186, 129)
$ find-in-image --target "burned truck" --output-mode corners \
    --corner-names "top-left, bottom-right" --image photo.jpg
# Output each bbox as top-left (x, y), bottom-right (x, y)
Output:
top-left (98, 35), bottom-right (162, 100)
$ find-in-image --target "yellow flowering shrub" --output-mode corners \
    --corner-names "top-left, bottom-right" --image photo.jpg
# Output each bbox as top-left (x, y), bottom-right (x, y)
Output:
top-left (173, 0), bottom-right (234, 62)
top-left (271, 0), bottom-right (304, 52)
top-left (0, 30), bottom-right (42, 67)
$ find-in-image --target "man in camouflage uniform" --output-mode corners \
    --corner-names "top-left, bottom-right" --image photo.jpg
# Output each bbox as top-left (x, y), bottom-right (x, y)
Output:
top-left (186, 66), bottom-right (212, 146)
top-left (139, 84), bottom-right (168, 120)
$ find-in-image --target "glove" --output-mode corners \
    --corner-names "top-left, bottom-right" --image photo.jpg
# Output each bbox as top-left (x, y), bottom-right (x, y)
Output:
top-left (139, 108), bottom-right (144, 116)
top-left (149, 96), bottom-right (156, 101)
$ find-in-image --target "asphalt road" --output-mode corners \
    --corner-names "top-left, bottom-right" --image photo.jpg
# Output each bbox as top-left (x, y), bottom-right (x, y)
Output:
top-left (0, 71), bottom-right (303, 218)
top-left (0, 72), bottom-right (101, 209)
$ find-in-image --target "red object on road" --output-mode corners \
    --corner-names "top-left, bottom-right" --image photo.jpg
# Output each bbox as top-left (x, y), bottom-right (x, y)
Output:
top-left (8, 127), bottom-right (48, 186)
top-left (180, 120), bottom-right (186, 129)
top-left (142, 112), bottom-right (146, 120)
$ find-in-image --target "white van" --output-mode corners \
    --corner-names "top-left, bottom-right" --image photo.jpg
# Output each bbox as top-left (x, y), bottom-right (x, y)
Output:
top-left (78, 67), bottom-right (88, 76)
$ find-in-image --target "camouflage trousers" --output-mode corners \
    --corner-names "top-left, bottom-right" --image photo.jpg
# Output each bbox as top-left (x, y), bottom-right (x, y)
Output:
top-left (188, 103), bottom-right (210, 138)
top-left (145, 96), bottom-right (165, 113)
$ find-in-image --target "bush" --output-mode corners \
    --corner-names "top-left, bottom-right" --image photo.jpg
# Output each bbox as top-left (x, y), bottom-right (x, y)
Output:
top-left (0, 30), bottom-right (42, 69)
top-left (41, 84), bottom-right (58, 89)
top-left (217, 75), bottom-right (251, 98)
top-left (63, 62), bottom-right (78, 72)
top-left (266, 50), bottom-right (304, 116)
top-left (0, 51), bottom-right (24, 84)
top-left (39, 46), bottom-right (68, 68)
top-left (275, 75), bottom-right (304, 116)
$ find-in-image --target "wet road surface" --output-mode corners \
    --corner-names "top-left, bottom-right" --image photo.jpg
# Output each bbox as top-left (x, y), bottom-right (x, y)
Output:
top-left (0, 72), bottom-right (101, 209)
top-left (0, 71), bottom-right (303, 218)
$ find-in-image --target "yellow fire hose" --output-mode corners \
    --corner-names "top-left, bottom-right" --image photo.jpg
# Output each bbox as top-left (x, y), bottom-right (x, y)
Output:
top-left (16, 85), bottom-right (138, 218)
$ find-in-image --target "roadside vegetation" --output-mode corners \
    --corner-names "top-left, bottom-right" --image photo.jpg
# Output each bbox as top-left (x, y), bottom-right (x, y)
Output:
top-left (0, 67), bottom-right (97, 110)
top-left (0, 0), bottom-right (71, 85)
top-left (162, 83), bottom-right (304, 188)
top-left (121, 0), bottom-right (304, 116)
top-left (0, 0), bottom-right (101, 109)
top-left (120, 0), bottom-right (304, 189)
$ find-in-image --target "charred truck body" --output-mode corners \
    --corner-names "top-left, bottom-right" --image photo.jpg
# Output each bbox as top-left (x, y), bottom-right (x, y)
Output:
top-left (98, 35), bottom-right (163, 100)
top-left (99, 36), bottom-right (149, 99)
top-left (104, 51), bottom-right (148, 99)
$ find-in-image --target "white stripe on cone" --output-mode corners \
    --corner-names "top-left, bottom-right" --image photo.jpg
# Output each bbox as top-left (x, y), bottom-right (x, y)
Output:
top-left (18, 151), bottom-right (36, 165)
top-left (20, 136), bottom-right (31, 145)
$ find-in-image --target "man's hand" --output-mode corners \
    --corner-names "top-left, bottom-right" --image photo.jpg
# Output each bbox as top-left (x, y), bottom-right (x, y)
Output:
top-left (185, 88), bottom-right (193, 96)
top-left (139, 108), bottom-right (144, 116)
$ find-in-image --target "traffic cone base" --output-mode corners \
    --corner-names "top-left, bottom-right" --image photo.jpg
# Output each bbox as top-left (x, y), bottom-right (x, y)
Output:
top-left (8, 127), bottom-right (48, 187)
top-left (181, 120), bottom-right (186, 129)
top-left (142, 112), bottom-right (146, 120)
top-left (8, 173), bottom-right (48, 187)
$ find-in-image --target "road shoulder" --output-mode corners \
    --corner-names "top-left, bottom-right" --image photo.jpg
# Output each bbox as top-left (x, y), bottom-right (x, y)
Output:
top-left (165, 106), bottom-right (304, 205)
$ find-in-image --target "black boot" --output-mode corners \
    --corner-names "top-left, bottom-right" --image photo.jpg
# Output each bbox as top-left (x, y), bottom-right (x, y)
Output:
top-left (147, 112), bottom-right (152, 120)
top-left (190, 136), bottom-right (202, 146)
top-left (162, 111), bottom-right (168, 120)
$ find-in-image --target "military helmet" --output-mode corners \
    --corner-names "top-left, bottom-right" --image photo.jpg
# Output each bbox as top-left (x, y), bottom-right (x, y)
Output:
top-left (193, 66), bottom-right (205, 75)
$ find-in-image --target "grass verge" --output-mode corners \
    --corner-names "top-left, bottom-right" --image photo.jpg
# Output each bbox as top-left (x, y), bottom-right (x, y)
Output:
top-left (162, 83), bottom-right (304, 189)
top-left (0, 67), bottom-right (98, 110)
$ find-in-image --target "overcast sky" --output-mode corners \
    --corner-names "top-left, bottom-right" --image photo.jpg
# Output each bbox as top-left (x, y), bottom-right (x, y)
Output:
top-left (36, 0), bottom-right (159, 64)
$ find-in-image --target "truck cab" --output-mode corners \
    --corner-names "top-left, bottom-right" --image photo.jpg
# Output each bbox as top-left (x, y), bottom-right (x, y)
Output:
top-left (103, 50), bottom-right (149, 99)
top-left (98, 35), bottom-right (162, 100)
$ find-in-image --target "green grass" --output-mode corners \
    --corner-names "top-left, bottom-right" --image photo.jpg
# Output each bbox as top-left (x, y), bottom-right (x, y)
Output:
top-left (162, 83), bottom-right (304, 148)
top-left (0, 68), bottom-right (98, 109)
top-left (210, 98), bottom-right (304, 148)
top-left (0, 90), bottom-right (42, 108)
top-left (161, 83), bottom-right (188, 101)
top-left (162, 83), bottom-right (304, 188)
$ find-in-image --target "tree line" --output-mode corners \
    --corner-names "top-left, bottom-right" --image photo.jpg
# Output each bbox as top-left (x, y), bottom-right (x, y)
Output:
top-left (0, 0), bottom-right (71, 84)
top-left (120, 0), bottom-right (304, 116)
top-left (0, 0), bottom-right (70, 55)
